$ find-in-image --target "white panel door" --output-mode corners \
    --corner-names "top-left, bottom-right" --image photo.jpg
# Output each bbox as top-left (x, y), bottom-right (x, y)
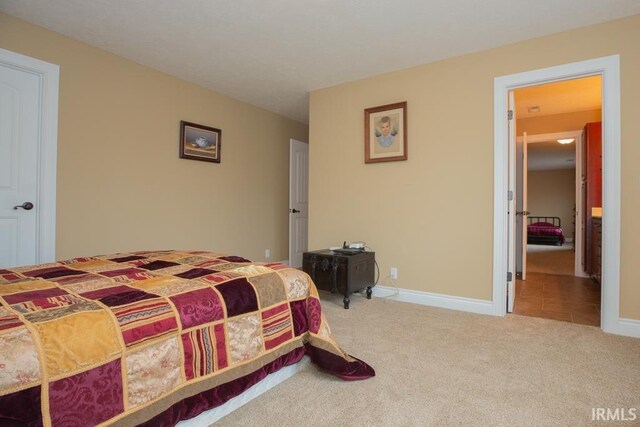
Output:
top-left (0, 63), bottom-right (40, 268)
top-left (288, 139), bottom-right (308, 268)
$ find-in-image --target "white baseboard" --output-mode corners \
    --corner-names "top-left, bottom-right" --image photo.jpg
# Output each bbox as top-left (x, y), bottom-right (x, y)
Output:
top-left (371, 287), bottom-right (640, 339)
top-left (372, 285), bottom-right (495, 316)
top-left (605, 318), bottom-right (640, 339)
top-left (277, 259), bottom-right (289, 265)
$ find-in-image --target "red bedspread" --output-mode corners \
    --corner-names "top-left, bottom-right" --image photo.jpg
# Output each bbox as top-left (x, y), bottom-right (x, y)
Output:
top-left (0, 250), bottom-right (374, 426)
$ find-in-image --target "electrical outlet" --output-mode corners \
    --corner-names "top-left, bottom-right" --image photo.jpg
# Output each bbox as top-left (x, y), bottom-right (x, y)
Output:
top-left (265, 249), bottom-right (270, 258)
top-left (390, 267), bottom-right (398, 279)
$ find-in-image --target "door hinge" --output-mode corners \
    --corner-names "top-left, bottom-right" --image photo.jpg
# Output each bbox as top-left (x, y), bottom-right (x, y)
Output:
top-left (507, 272), bottom-right (513, 282)
top-left (508, 190), bottom-right (513, 201)
top-left (508, 110), bottom-right (513, 120)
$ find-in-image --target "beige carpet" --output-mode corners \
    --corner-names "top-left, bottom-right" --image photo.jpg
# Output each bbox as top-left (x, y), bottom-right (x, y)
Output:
top-left (218, 293), bottom-right (640, 426)
top-left (527, 243), bottom-right (575, 276)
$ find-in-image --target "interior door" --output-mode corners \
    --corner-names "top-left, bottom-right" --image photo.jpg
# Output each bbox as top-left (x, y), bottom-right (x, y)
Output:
top-left (507, 91), bottom-right (516, 312)
top-left (288, 139), bottom-right (308, 268)
top-left (521, 132), bottom-right (528, 280)
top-left (0, 62), bottom-right (40, 268)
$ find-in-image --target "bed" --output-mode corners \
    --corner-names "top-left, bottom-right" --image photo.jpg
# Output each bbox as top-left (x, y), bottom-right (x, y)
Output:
top-left (527, 216), bottom-right (565, 246)
top-left (0, 250), bottom-right (374, 426)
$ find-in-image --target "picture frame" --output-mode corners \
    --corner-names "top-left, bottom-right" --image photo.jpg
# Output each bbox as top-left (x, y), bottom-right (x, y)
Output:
top-left (179, 120), bottom-right (221, 163)
top-left (364, 101), bottom-right (407, 163)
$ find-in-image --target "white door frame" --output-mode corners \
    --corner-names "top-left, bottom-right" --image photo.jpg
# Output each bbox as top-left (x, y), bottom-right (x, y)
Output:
top-left (507, 91), bottom-right (516, 312)
top-left (516, 130), bottom-right (587, 278)
top-left (493, 55), bottom-right (626, 336)
top-left (0, 48), bottom-right (59, 264)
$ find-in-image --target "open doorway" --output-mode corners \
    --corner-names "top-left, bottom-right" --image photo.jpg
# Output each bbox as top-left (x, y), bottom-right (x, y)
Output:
top-left (493, 55), bottom-right (621, 335)
top-left (512, 76), bottom-right (602, 326)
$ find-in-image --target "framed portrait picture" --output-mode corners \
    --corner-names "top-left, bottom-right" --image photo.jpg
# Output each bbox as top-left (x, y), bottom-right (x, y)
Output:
top-left (179, 120), bottom-right (221, 163)
top-left (364, 101), bottom-right (407, 163)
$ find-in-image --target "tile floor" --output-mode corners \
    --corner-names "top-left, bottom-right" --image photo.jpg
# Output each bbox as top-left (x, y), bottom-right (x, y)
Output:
top-left (514, 272), bottom-right (601, 326)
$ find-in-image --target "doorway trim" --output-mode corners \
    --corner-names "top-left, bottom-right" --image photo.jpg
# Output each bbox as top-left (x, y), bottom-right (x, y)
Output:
top-left (516, 130), bottom-right (587, 278)
top-left (0, 48), bottom-right (59, 264)
top-left (492, 55), bottom-right (627, 336)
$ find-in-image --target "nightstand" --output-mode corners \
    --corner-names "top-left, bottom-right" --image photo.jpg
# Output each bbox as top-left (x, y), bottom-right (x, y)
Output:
top-left (302, 249), bottom-right (375, 309)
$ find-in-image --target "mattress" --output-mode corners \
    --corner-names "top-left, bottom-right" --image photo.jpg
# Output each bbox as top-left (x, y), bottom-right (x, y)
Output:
top-left (0, 250), bottom-right (374, 426)
top-left (528, 221), bottom-right (565, 243)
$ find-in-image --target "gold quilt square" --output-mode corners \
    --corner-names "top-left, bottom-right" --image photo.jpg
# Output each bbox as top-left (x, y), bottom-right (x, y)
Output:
top-left (34, 310), bottom-right (121, 377)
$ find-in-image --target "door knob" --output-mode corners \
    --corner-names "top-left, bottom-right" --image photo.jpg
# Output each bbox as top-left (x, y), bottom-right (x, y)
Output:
top-left (290, 209), bottom-right (300, 213)
top-left (14, 202), bottom-right (34, 210)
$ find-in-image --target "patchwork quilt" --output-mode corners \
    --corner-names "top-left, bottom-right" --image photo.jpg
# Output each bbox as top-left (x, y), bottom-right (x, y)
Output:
top-left (0, 250), bottom-right (374, 426)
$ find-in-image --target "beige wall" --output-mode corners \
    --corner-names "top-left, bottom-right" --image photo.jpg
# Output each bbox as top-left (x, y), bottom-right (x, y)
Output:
top-left (528, 169), bottom-right (576, 240)
top-left (0, 13), bottom-right (308, 262)
top-left (517, 109), bottom-right (601, 136)
top-left (309, 14), bottom-right (640, 319)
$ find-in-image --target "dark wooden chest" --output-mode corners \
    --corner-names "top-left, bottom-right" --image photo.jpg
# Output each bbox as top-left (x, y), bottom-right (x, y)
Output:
top-left (302, 249), bottom-right (375, 309)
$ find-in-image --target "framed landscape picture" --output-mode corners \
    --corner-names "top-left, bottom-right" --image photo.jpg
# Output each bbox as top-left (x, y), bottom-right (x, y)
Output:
top-left (364, 101), bottom-right (407, 163)
top-left (179, 120), bottom-right (221, 163)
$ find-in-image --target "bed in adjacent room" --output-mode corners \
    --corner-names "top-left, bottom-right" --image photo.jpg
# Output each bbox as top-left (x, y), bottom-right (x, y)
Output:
top-left (527, 216), bottom-right (566, 246)
top-left (0, 250), bottom-right (374, 426)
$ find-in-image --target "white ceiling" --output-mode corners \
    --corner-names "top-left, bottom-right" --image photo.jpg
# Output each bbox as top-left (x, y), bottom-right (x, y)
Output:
top-left (2, 1), bottom-right (639, 123)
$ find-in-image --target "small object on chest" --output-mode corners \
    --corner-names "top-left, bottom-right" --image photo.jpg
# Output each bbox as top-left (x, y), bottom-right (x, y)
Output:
top-left (302, 249), bottom-right (375, 309)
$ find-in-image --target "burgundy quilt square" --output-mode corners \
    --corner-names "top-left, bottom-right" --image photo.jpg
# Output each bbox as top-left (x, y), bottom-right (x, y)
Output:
top-left (219, 255), bottom-right (251, 263)
top-left (81, 284), bottom-right (135, 300)
top-left (175, 268), bottom-right (216, 279)
top-left (215, 278), bottom-right (259, 317)
top-left (22, 266), bottom-right (86, 280)
top-left (290, 299), bottom-right (308, 336)
top-left (0, 269), bottom-right (24, 282)
top-left (214, 323), bottom-right (228, 370)
top-left (306, 297), bottom-right (322, 334)
top-left (100, 289), bottom-right (157, 308)
top-left (3, 287), bottom-right (68, 304)
top-left (139, 260), bottom-right (179, 271)
top-left (0, 385), bottom-right (42, 426)
top-left (109, 255), bottom-right (147, 263)
top-left (49, 359), bottom-right (124, 426)
top-left (170, 287), bottom-right (224, 329)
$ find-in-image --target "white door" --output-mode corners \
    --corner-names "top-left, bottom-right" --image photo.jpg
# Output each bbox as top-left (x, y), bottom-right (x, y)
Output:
top-left (0, 49), bottom-right (58, 268)
top-left (507, 91), bottom-right (516, 312)
top-left (0, 63), bottom-right (40, 268)
top-left (521, 132), bottom-right (528, 280)
top-left (288, 139), bottom-right (308, 268)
